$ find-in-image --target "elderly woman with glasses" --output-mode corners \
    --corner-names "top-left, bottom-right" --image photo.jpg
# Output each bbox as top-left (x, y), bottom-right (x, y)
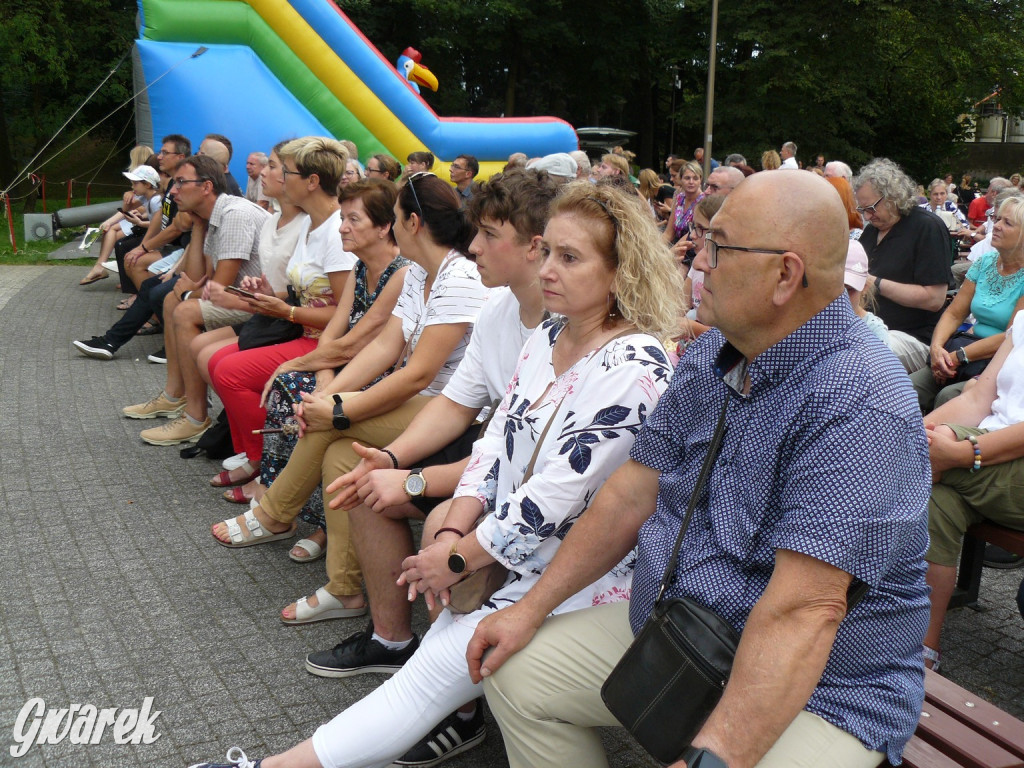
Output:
top-left (854, 158), bottom-right (954, 373)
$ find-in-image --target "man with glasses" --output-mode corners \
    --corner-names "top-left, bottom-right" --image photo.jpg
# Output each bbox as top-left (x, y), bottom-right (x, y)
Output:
top-left (449, 154), bottom-right (479, 209)
top-left (705, 165), bottom-right (743, 196)
top-left (854, 158), bottom-right (952, 372)
top-left (124, 155), bottom-right (269, 445)
top-left (73, 134), bottom-right (195, 362)
top-left (470, 171), bottom-right (931, 768)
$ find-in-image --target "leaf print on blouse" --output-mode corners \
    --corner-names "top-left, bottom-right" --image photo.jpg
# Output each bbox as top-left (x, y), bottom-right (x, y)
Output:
top-left (503, 394), bottom-right (537, 461)
top-left (493, 496), bottom-right (554, 568)
top-left (558, 405), bottom-right (641, 474)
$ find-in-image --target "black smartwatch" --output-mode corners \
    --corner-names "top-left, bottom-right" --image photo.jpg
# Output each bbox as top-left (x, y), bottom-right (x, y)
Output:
top-left (955, 347), bottom-right (969, 366)
top-left (447, 542), bottom-right (468, 575)
top-left (331, 393), bottom-right (351, 430)
top-left (680, 747), bottom-right (728, 768)
top-left (403, 469), bottom-right (428, 498)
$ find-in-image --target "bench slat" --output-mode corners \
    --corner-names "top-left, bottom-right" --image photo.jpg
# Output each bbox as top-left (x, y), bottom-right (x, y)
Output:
top-left (898, 735), bottom-right (970, 768)
top-left (925, 671), bottom-right (1024, 759)
top-left (915, 703), bottom-right (1023, 768)
top-left (965, 523), bottom-right (1024, 556)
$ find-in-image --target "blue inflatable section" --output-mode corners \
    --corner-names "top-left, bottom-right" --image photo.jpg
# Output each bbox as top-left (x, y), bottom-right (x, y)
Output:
top-left (136, 40), bottom-right (333, 182)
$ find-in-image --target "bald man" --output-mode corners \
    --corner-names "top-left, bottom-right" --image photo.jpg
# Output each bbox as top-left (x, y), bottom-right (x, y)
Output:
top-left (468, 172), bottom-right (931, 768)
top-left (199, 137), bottom-right (244, 197)
top-left (704, 164), bottom-right (744, 196)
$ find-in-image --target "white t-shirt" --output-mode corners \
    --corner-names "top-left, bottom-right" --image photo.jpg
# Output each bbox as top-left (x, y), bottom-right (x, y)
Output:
top-left (443, 287), bottom-right (538, 410)
top-left (980, 310), bottom-right (1024, 431)
top-left (394, 251), bottom-right (488, 397)
top-left (285, 209), bottom-right (356, 304)
top-left (119, 194), bottom-right (162, 236)
top-left (258, 211), bottom-right (308, 292)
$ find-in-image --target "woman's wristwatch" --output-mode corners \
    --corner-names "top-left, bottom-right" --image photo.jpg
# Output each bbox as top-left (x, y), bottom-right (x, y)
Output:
top-left (955, 347), bottom-right (970, 366)
top-left (331, 393), bottom-right (350, 430)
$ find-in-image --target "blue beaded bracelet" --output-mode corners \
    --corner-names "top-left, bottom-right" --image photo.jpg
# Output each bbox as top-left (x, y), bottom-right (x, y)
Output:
top-left (967, 435), bottom-right (982, 473)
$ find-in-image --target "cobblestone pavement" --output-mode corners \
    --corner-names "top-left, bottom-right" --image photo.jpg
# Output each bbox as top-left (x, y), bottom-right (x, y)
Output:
top-left (0, 264), bottom-right (1020, 767)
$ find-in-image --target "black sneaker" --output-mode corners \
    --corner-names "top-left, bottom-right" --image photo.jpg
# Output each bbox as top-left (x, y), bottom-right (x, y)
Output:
top-left (147, 348), bottom-right (167, 364)
top-left (393, 701), bottom-right (486, 767)
top-left (187, 746), bottom-right (261, 767)
top-left (983, 544), bottom-right (1024, 569)
top-left (305, 622), bottom-right (419, 678)
top-left (72, 336), bottom-right (116, 360)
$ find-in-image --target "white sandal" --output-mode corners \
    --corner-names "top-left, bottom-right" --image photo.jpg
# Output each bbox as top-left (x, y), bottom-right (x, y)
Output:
top-left (215, 509), bottom-right (296, 548)
top-left (281, 586), bottom-right (367, 625)
top-left (289, 537), bottom-right (325, 563)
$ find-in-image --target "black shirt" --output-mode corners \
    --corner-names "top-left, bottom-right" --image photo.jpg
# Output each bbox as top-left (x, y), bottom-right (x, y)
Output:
top-left (860, 206), bottom-right (951, 343)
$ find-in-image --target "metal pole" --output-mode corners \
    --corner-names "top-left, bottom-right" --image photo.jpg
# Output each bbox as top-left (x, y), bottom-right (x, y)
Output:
top-left (702, 0), bottom-right (719, 181)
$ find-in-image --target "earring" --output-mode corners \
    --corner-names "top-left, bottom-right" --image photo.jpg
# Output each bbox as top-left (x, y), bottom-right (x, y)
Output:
top-left (607, 293), bottom-right (620, 320)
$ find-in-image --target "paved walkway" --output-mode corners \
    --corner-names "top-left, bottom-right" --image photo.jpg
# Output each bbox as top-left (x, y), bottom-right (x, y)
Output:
top-left (1, 263), bottom-right (1021, 767)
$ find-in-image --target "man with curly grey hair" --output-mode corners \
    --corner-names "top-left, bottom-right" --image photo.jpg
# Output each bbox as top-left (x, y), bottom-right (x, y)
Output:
top-left (854, 158), bottom-right (952, 372)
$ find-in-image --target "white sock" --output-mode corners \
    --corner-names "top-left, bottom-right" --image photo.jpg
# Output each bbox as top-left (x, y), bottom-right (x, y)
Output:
top-left (372, 632), bottom-right (412, 651)
top-left (185, 413), bottom-right (205, 426)
top-left (456, 704), bottom-right (477, 721)
top-left (161, 390), bottom-right (181, 403)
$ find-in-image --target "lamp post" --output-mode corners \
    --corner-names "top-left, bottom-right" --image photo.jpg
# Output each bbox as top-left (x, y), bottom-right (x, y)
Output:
top-left (702, 0), bottom-right (719, 180)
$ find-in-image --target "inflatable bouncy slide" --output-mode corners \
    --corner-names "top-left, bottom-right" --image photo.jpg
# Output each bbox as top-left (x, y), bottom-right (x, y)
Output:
top-left (132, 0), bottom-right (578, 182)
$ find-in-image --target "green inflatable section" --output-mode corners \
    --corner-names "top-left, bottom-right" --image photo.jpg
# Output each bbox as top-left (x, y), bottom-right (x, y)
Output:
top-left (139, 0), bottom-right (389, 158)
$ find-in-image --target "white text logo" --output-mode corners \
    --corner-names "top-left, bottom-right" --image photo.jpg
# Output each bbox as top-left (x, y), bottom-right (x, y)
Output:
top-left (10, 697), bottom-right (162, 757)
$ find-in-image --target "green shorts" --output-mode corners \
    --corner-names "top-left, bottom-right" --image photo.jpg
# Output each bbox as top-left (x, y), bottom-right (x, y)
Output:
top-left (928, 425), bottom-right (1024, 566)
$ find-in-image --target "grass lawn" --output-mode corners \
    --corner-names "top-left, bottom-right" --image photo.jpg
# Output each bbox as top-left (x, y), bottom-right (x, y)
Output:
top-left (1, 198), bottom-right (122, 266)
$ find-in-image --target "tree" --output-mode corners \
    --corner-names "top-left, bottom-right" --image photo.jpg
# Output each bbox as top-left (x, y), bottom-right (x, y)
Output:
top-left (0, 0), bottom-right (136, 201)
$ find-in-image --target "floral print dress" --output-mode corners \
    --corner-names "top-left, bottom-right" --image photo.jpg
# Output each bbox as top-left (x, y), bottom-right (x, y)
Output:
top-left (451, 318), bottom-right (673, 626)
top-left (260, 256), bottom-right (408, 529)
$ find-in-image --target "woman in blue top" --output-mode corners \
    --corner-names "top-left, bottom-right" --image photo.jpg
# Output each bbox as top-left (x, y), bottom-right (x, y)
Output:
top-left (912, 196), bottom-right (1024, 412)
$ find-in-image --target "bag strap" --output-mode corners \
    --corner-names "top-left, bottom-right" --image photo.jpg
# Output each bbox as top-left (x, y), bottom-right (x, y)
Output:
top-left (522, 327), bottom-right (635, 484)
top-left (655, 396), bottom-right (730, 605)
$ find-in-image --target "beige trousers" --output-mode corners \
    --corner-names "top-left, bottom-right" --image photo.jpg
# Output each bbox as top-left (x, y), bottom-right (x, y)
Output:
top-left (484, 602), bottom-right (885, 768)
top-left (259, 393), bottom-right (431, 595)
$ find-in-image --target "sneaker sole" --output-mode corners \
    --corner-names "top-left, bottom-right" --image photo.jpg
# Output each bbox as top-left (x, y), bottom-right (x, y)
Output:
top-left (72, 341), bottom-right (113, 360)
top-left (148, 357), bottom-right (167, 364)
top-left (123, 406), bottom-right (186, 420)
top-left (304, 660), bottom-right (406, 679)
top-left (140, 427), bottom-right (211, 447)
top-left (392, 729), bottom-right (486, 767)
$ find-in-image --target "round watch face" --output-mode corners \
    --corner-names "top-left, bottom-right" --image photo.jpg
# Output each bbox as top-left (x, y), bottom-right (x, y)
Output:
top-left (447, 552), bottom-right (468, 574)
top-left (404, 472), bottom-right (426, 496)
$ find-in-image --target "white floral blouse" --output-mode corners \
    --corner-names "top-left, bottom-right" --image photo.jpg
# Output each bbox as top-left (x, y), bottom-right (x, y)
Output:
top-left (452, 318), bottom-right (673, 626)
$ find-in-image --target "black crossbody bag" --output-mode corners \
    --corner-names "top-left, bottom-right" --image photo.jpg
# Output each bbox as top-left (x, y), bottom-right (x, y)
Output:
top-left (601, 397), bottom-right (867, 764)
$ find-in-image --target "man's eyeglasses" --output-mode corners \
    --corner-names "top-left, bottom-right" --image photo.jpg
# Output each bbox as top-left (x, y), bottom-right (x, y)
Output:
top-left (171, 177), bottom-right (206, 188)
top-left (450, 164), bottom-right (469, 172)
top-left (406, 171), bottom-right (437, 219)
top-left (158, 150), bottom-right (182, 156)
top-left (855, 195), bottom-right (885, 215)
top-left (703, 235), bottom-right (788, 269)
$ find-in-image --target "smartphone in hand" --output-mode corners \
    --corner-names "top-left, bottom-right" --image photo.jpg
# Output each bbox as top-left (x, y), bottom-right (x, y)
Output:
top-left (224, 285), bottom-right (258, 300)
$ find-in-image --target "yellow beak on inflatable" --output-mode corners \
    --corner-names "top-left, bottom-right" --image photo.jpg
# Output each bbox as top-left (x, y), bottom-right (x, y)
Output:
top-left (408, 62), bottom-right (438, 92)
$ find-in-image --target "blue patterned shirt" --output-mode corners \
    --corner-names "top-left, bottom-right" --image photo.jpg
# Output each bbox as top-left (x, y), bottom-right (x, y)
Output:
top-left (629, 296), bottom-right (931, 765)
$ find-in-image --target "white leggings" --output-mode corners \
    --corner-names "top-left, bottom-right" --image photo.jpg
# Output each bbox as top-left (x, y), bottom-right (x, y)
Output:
top-left (311, 610), bottom-right (482, 768)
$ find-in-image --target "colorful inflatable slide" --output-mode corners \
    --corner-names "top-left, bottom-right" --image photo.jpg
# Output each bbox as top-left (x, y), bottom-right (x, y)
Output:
top-left (133, 0), bottom-right (578, 182)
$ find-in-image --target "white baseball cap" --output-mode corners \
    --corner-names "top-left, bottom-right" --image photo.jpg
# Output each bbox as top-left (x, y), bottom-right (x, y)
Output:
top-left (123, 165), bottom-right (160, 188)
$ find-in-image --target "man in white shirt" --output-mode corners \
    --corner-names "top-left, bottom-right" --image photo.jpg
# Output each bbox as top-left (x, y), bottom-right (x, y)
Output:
top-left (780, 141), bottom-right (799, 169)
top-left (308, 168), bottom-right (560, 767)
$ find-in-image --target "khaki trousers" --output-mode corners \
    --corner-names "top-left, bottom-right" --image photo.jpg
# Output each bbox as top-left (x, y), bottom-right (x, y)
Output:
top-left (484, 602), bottom-right (884, 768)
top-left (259, 394), bottom-right (431, 595)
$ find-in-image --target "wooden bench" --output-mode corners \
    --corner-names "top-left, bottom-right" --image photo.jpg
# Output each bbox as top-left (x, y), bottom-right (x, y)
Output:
top-left (950, 522), bottom-right (1024, 609)
top-left (893, 670), bottom-right (1024, 768)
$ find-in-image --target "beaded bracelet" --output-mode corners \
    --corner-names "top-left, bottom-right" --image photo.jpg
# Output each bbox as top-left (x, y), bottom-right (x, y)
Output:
top-left (966, 435), bottom-right (982, 472)
top-left (381, 448), bottom-right (399, 469)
